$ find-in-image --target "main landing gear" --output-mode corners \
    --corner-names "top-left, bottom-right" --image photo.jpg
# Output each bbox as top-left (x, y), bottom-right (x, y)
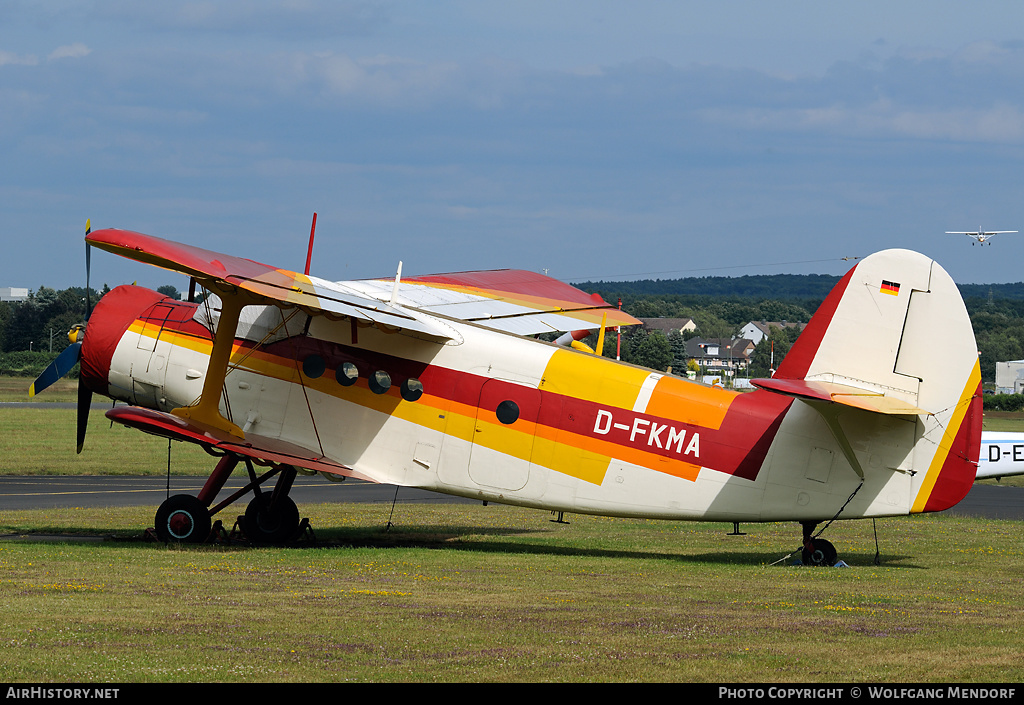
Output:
top-left (800, 521), bottom-right (838, 567)
top-left (153, 454), bottom-right (304, 546)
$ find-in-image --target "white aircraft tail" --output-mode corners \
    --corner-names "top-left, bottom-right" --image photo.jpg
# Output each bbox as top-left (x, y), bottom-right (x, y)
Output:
top-left (761, 249), bottom-right (982, 512)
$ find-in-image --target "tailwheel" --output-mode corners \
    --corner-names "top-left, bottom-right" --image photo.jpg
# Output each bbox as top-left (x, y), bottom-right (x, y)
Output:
top-left (155, 494), bottom-right (212, 544)
top-left (802, 538), bottom-right (838, 567)
top-left (243, 495), bottom-right (300, 545)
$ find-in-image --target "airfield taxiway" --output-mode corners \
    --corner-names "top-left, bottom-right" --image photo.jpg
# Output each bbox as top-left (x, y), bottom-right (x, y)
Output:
top-left (0, 474), bottom-right (1020, 520)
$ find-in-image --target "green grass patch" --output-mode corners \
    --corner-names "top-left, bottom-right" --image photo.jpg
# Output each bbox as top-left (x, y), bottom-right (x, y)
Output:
top-left (3, 378), bottom-right (1024, 681)
top-left (0, 407), bottom-right (215, 476)
top-left (0, 504), bottom-right (1021, 682)
top-left (1, 374), bottom-right (78, 402)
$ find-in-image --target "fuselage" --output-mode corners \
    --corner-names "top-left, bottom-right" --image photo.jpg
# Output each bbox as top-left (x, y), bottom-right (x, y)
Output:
top-left (82, 283), bottom-right (972, 524)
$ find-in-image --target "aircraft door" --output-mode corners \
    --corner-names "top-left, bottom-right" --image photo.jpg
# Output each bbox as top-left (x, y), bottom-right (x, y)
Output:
top-left (468, 379), bottom-right (541, 491)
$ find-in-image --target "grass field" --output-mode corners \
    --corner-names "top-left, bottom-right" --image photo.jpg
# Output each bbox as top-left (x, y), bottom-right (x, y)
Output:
top-left (0, 504), bottom-right (1021, 682)
top-left (2, 376), bottom-right (1023, 682)
top-left (1, 375), bottom-right (78, 403)
top-left (0, 407), bottom-right (216, 475)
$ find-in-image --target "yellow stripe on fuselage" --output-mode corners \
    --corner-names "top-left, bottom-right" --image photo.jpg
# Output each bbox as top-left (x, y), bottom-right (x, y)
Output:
top-left (535, 349), bottom-right (737, 483)
top-left (134, 322), bottom-right (733, 485)
top-left (540, 349), bottom-right (652, 407)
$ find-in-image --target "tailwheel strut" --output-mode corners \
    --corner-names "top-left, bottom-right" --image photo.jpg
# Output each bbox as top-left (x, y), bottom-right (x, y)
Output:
top-left (800, 521), bottom-right (838, 567)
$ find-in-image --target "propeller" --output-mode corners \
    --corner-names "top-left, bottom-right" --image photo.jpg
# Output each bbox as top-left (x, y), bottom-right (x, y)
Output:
top-left (29, 220), bottom-right (95, 453)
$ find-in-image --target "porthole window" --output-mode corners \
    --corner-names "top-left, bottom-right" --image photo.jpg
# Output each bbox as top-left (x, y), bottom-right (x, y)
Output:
top-left (302, 354), bottom-right (326, 379)
top-left (369, 370), bottom-right (392, 395)
top-left (336, 362), bottom-right (358, 386)
top-left (496, 400), bottom-right (520, 425)
top-left (401, 378), bottom-right (424, 402)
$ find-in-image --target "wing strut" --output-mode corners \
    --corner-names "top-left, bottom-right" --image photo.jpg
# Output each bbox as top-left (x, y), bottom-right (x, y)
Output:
top-left (171, 290), bottom-right (249, 438)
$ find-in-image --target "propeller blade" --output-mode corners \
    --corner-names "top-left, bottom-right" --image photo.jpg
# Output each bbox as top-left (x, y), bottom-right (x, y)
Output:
top-left (29, 342), bottom-right (82, 397)
top-left (85, 219), bottom-right (93, 320)
top-left (76, 376), bottom-right (93, 454)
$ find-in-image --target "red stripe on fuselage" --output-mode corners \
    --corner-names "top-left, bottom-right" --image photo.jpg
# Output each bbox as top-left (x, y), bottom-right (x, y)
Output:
top-left (130, 302), bottom-right (794, 482)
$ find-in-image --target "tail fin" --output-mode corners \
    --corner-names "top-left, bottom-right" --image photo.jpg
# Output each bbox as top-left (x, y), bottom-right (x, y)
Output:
top-left (760, 249), bottom-right (981, 512)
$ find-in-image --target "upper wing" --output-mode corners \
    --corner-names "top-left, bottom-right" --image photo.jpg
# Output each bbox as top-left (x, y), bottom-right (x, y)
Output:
top-left (88, 228), bottom-right (639, 338)
top-left (342, 269), bottom-right (640, 335)
top-left (87, 228), bottom-right (454, 340)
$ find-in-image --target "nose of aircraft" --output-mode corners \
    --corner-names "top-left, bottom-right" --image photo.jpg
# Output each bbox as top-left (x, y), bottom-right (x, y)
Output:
top-left (80, 284), bottom-right (168, 397)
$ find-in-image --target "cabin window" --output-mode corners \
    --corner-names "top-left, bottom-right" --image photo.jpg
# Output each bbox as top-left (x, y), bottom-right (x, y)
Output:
top-left (401, 378), bottom-right (424, 402)
top-left (336, 362), bottom-right (359, 386)
top-left (302, 355), bottom-right (326, 379)
top-left (496, 400), bottom-right (520, 425)
top-left (369, 370), bottom-right (392, 395)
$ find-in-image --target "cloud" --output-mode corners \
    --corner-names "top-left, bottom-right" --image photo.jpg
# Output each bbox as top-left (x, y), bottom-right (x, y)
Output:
top-left (0, 50), bottom-right (38, 67)
top-left (703, 101), bottom-right (1024, 144)
top-left (48, 43), bottom-right (91, 61)
top-left (90, 0), bottom-right (388, 39)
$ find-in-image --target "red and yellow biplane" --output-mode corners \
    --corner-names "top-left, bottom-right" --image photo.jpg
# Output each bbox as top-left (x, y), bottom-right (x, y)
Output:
top-left (32, 225), bottom-right (982, 564)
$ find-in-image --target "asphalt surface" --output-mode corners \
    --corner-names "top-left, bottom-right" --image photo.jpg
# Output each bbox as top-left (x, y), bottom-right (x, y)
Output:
top-left (7, 402), bottom-right (1020, 521)
top-left (0, 474), bottom-right (1019, 519)
top-left (0, 474), bottom-right (477, 512)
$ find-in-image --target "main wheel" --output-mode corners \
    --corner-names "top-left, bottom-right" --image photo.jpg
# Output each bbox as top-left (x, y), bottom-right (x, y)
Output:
top-left (802, 538), bottom-right (838, 567)
top-left (243, 495), bottom-right (300, 545)
top-left (155, 494), bottom-right (211, 544)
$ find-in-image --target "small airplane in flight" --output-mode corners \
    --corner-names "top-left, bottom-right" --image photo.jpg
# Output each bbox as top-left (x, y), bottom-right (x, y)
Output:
top-left (32, 224), bottom-right (982, 566)
top-left (946, 228), bottom-right (1018, 245)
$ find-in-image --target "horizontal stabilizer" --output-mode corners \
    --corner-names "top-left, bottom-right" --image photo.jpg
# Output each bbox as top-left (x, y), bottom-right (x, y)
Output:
top-left (752, 377), bottom-right (930, 415)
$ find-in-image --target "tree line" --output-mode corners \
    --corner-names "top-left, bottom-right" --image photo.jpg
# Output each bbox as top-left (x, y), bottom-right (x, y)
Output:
top-left (0, 284), bottom-right (180, 377)
top-left (582, 279), bottom-right (1024, 385)
top-left (3, 279), bottom-right (1024, 385)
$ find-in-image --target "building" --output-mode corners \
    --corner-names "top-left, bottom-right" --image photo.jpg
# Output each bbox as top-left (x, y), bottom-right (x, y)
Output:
top-left (0, 287), bottom-right (28, 302)
top-left (639, 317), bottom-right (697, 336)
top-left (995, 360), bottom-right (1024, 394)
top-left (686, 337), bottom-right (755, 376)
top-left (739, 320), bottom-right (805, 345)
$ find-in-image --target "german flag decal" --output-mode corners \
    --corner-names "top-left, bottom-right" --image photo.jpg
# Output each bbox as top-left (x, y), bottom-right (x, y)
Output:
top-left (880, 280), bottom-right (900, 296)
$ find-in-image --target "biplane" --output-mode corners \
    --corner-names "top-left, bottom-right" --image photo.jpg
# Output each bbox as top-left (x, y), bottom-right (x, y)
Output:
top-left (32, 226), bottom-right (982, 565)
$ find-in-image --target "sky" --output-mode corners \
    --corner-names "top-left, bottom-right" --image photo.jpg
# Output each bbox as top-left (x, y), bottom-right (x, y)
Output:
top-left (3, 1), bottom-right (1024, 295)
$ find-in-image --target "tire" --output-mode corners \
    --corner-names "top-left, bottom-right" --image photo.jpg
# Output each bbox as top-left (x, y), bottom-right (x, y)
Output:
top-left (243, 495), bottom-right (300, 545)
top-left (155, 494), bottom-right (211, 544)
top-left (802, 538), bottom-right (838, 567)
